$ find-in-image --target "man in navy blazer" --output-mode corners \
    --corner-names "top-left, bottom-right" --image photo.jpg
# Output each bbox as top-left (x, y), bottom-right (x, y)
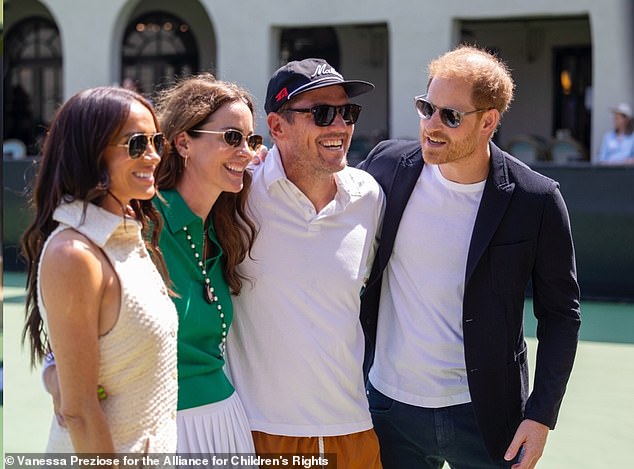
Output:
top-left (359, 46), bottom-right (580, 469)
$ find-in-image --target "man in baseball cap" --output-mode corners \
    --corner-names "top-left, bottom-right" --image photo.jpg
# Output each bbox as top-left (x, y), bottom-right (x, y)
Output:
top-left (265, 58), bottom-right (374, 114)
top-left (227, 58), bottom-right (385, 468)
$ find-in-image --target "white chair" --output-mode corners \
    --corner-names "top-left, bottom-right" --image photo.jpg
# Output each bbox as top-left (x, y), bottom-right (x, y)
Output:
top-left (505, 135), bottom-right (548, 164)
top-left (548, 137), bottom-right (587, 163)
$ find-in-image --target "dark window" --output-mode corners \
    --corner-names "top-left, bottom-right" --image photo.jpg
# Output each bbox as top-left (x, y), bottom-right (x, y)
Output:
top-left (279, 27), bottom-right (340, 68)
top-left (553, 46), bottom-right (592, 155)
top-left (122, 12), bottom-right (199, 98)
top-left (4, 17), bottom-right (62, 156)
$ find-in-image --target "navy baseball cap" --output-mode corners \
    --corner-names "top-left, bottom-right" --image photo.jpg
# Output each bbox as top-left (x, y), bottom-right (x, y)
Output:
top-left (264, 58), bottom-right (375, 114)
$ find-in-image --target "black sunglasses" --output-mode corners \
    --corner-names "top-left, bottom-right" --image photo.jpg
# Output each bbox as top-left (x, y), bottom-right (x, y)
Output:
top-left (114, 132), bottom-right (165, 159)
top-left (191, 129), bottom-right (263, 151)
top-left (414, 95), bottom-right (487, 128)
top-left (283, 103), bottom-right (362, 127)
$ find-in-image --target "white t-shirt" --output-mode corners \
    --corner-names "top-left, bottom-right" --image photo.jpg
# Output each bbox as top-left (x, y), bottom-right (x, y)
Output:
top-left (227, 146), bottom-right (385, 436)
top-left (369, 163), bottom-right (485, 408)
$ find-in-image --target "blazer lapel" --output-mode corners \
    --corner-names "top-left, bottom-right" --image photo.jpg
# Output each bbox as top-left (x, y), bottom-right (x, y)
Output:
top-left (378, 148), bottom-right (424, 273)
top-left (465, 144), bottom-right (515, 284)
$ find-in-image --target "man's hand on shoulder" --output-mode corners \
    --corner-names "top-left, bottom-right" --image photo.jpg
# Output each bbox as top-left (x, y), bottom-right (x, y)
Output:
top-left (250, 144), bottom-right (269, 166)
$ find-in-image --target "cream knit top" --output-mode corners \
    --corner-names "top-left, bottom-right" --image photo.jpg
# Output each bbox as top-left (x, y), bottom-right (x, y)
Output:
top-left (38, 200), bottom-right (178, 454)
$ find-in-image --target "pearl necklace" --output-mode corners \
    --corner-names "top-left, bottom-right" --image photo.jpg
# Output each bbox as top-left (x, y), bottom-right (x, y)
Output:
top-left (182, 225), bottom-right (227, 356)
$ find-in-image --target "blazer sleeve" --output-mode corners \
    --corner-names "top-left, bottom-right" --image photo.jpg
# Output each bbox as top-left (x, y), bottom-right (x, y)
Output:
top-left (525, 183), bottom-right (581, 428)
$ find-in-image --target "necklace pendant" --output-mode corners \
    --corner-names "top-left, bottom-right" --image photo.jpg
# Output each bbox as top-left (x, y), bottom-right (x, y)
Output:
top-left (204, 284), bottom-right (215, 304)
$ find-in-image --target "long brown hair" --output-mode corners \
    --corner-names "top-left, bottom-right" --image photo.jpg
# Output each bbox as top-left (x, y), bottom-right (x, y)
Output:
top-left (20, 86), bottom-right (169, 366)
top-left (154, 74), bottom-right (257, 294)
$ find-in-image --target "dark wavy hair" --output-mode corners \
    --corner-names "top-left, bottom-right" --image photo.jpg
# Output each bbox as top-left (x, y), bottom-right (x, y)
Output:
top-left (154, 74), bottom-right (257, 295)
top-left (20, 86), bottom-right (169, 366)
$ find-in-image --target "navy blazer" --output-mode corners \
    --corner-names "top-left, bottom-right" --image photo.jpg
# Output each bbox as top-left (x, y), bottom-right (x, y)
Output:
top-left (358, 139), bottom-right (581, 461)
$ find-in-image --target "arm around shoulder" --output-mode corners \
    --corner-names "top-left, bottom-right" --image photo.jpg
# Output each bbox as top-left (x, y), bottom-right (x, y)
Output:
top-left (357, 139), bottom-right (420, 172)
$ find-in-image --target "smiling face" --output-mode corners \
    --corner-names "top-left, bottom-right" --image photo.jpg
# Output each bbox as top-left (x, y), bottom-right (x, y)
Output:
top-left (419, 77), bottom-right (498, 183)
top-left (101, 100), bottom-right (161, 214)
top-left (272, 85), bottom-right (354, 181)
top-left (419, 78), bottom-right (485, 165)
top-left (179, 100), bottom-right (254, 202)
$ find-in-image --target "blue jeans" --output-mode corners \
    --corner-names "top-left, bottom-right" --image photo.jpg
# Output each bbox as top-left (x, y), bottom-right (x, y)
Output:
top-left (367, 382), bottom-right (517, 469)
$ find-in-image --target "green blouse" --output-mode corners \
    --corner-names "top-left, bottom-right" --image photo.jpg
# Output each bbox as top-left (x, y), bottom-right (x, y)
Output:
top-left (154, 190), bottom-right (234, 410)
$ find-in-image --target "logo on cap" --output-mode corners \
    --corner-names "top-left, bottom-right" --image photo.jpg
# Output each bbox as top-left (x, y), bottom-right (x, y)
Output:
top-left (275, 88), bottom-right (289, 103)
top-left (310, 64), bottom-right (343, 80)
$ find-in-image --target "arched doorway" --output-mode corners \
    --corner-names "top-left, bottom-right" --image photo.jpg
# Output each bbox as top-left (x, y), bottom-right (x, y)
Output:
top-left (121, 11), bottom-right (199, 98)
top-left (3, 17), bottom-right (62, 156)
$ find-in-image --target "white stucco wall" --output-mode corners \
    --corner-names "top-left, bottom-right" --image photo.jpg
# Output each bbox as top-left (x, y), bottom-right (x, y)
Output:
top-left (588, 1), bottom-right (634, 159)
top-left (6, 0), bottom-right (633, 159)
top-left (41, 0), bottom-right (131, 95)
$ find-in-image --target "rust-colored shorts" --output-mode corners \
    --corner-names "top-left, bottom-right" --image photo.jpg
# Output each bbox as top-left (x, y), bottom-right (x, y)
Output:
top-left (252, 429), bottom-right (383, 469)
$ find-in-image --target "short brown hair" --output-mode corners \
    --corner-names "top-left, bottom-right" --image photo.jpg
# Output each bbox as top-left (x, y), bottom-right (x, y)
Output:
top-left (428, 45), bottom-right (515, 116)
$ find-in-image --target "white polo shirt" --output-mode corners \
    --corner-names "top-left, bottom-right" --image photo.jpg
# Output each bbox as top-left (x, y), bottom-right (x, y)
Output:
top-left (227, 145), bottom-right (384, 436)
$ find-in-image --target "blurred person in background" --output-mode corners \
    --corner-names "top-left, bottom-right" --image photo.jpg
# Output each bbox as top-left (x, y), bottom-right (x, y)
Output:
top-left (596, 102), bottom-right (634, 165)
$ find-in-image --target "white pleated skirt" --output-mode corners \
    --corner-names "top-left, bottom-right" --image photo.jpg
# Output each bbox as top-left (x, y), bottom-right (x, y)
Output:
top-left (177, 391), bottom-right (256, 466)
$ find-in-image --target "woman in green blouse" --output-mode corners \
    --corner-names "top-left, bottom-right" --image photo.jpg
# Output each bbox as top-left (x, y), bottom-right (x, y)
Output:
top-left (154, 74), bottom-right (260, 455)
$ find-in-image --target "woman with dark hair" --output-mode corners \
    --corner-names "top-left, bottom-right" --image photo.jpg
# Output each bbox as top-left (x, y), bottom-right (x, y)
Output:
top-left (153, 74), bottom-right (259, 456)
top-left (22, 86), bottom-right (178, 454)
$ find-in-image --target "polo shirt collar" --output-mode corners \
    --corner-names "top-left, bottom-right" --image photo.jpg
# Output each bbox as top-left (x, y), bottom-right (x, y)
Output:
top-left (157, 189), bottom-right (200, 234)
top-left (261, 145), bottom-right (288, 190)
top-left (53, 198), bottom-right (137, 247)
top-left (262, 145), bottom-right (362, 203)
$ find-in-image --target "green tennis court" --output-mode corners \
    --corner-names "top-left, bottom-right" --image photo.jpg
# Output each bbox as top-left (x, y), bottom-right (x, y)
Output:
top-left (2, 271), bottom-right (633, 467)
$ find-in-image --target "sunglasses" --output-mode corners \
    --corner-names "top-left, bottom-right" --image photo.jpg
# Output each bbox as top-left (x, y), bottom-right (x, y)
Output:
top-left (414, 96), bottom-right (488, 128)
top-left (190, 129), bottom-right (263, 151)
top-left (113, 132), bottom-right (165, 159)
top-left (283, 103), bottom-right (362, 127)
